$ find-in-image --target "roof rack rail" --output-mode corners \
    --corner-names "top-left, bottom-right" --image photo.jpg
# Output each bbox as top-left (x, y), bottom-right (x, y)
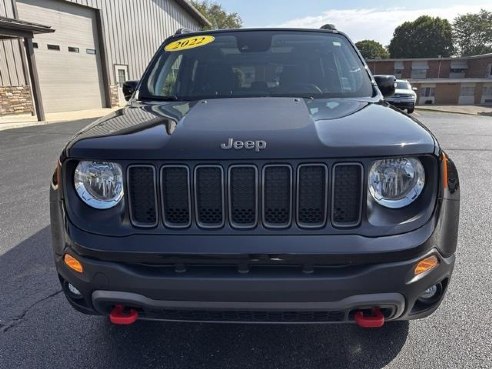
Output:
top-left (175, 28), bottom-right (192, 35)
top-left (320, 24), bottom-right (336, 31)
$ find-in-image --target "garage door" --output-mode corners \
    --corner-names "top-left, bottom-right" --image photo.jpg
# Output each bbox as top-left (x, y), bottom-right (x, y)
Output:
top-left (17, 0), bottom-right (105, 113)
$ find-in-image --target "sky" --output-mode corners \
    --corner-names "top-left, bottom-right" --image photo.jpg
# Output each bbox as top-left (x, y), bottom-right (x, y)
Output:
top-left (216, 0), bottom-right (491, 45)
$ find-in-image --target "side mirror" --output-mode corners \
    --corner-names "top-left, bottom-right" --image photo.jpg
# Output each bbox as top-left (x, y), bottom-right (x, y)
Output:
top-left (122, 80), bottom-right (139, 101)
top-left (374, 75), bottom-right (396, 98)
top-left (412, 87), bottom-right (418, 91)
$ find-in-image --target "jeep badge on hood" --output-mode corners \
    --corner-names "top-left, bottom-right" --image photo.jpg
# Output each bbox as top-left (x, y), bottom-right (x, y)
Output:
top-left (220, 138), bottom-right (267, 152)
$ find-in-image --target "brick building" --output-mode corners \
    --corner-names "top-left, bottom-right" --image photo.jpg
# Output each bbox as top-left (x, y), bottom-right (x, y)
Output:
top-left (367, 54), bottom-right (492, 105)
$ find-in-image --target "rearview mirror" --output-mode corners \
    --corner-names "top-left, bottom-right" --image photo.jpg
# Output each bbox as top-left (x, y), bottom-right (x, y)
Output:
top-left (373, 75), bottom-right (396, 98)
top-left (122, 80), bottom-right (139, 101)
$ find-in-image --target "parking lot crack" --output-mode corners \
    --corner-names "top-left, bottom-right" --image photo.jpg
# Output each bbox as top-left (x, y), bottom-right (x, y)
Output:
top-left (0, 290), bottom-right (62, 334)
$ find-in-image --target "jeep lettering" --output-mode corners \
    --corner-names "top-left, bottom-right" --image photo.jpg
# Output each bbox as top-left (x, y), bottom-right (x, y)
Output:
top-left (220, 138), bottom-right (267, 151)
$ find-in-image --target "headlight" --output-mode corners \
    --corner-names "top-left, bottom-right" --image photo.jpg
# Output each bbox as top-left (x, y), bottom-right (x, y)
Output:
top-left (74, 161), bottom-right (124, 209)
top-left (368, 157), bottom-right (425, 208)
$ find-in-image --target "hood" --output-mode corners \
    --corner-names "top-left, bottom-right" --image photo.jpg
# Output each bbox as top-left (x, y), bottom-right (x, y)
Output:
top-left (65, 97), bottom-right (436, 160)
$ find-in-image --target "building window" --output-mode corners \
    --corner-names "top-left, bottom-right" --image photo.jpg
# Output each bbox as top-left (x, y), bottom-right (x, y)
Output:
top-left (460, 86), bottom-right (475, 96)
top-left (68, 47), bottom-right (79, 53)
top-left (483, 86), bottom-right (492, 97)
top-left (411, 61), bottom-right (428, 79)
top-left (86, 48), bottom-right (96, 55)
top-left (482, 85), bottom-right (492, 104)
top-left (411, 69), bottom-right (427, 79)
top-left (47, 44), bottom-right (60, 51)
top-left (394, 69), bottom-right (403, 78)
top-left (450, 60), bottom-right (468, 78)
top-left (117, 69), bottom-right (126, 85)
top-left (421, 87), bottom-right (435, 97)
top-left (32, 42), bottom-right (38, 48)
top-left (449, 67), bottom-right (466, 78)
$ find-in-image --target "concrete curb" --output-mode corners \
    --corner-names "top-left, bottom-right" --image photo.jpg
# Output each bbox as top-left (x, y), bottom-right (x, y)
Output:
top-left (415, 108), bottom-right (475, 116)
top-left (415, 105), bottom-right (492, 116)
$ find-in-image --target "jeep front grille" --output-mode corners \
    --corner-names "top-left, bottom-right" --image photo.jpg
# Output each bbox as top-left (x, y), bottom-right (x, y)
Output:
top-left (127, 162), bottom-right (363, 229)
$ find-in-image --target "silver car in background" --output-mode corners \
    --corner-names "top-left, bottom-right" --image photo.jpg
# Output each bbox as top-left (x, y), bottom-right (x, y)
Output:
top-left (385, 79), bottom-right (417, 114)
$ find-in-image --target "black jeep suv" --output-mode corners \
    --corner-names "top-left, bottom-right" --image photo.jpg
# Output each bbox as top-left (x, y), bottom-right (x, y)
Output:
top-left (50, 27), bottom-right (460, 327)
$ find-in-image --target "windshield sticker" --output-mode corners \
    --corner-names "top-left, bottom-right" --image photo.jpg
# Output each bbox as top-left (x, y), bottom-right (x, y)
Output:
top-left (165, 35), bottom-right (215, 52)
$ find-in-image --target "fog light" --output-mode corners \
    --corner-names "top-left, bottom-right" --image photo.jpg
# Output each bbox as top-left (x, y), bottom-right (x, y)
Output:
top-left (414, 255), bottom-right (439, 276)
top-left (417, 283), bottom-right (442, 304)
top-left (419, 285), bottom-right (438, 300)
top-left (64, 254), bottom-right (83, 273)
top-left (67, 283), bottom-right (81, 296)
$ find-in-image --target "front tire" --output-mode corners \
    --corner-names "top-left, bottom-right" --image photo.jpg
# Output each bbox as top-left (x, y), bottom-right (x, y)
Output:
top-left (407, 106), bottom-right (415, 114)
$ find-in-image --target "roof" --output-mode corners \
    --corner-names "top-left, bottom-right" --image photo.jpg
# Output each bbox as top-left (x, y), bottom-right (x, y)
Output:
top-left (0, 16), bottom-right (54, 39)
top-left (166, 27), bottom-right (343, 41)
top-left (409, 78), bottom-right (492, 84)
top-left (367, 53), bottom-right (492, 63)
top-left (174, 0), bottom-right (211, 28)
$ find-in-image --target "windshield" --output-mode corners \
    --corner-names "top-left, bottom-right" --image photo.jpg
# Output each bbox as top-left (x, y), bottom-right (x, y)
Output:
top-left (140, 31), bottom-right (373, 101)
top-left (396, 81), bottom-right (411, 90)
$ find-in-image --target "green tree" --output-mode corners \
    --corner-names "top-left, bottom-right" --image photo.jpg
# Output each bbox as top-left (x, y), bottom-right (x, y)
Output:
top-left (453, 9), bottom-right (492, 56)
top-left (355, 40), bottom-right (389, 60)
top-left (388, 16), bottom-right (454, 58)
top-left (191, 1), bottom-right (242, 30)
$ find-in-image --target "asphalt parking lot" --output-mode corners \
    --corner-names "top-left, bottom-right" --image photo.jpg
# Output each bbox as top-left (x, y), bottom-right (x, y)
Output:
top-left (0, 111), bottom-right (491, 369)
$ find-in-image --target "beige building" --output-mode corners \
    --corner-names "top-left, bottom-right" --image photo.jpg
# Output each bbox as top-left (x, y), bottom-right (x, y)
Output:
top-left (367, 54), bottom-right (492, 105)
top-left (0, 0), bottom-right (209, 120)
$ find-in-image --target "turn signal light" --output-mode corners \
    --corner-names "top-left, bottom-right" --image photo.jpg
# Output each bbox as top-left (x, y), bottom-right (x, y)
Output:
top-left (414, 255), bottom-right (439, 276)
top-left (441, 153), bottom-right (448, 189)
top-left (64, 254), bottom-right (83, 273)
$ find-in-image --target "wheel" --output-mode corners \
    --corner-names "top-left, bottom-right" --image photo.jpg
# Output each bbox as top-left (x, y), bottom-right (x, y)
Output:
top-left (407, 107), bottom-right (415, 114)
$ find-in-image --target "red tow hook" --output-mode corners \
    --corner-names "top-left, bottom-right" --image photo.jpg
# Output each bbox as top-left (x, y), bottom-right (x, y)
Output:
top-left (354, 307), bottom-right (385, 328)
top-left (109, 304), bottom-right (138, 325)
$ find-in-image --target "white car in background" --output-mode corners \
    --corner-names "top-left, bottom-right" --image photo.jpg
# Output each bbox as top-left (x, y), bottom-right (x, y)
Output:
top-left (385, 79), bottom-right (417, 114)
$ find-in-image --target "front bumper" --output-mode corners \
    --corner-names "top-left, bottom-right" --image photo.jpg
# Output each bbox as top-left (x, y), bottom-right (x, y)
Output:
top-left (56, 242), bottom-right (455, 323)
top-left (387, 100), bottom-right (415, 109)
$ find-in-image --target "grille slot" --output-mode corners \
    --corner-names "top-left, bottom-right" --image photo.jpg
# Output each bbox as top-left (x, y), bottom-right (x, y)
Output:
top-left (263, 165), bottom-right (292, 228)
top-left (194, 165), bottom-right (224, 228)
top-left (161, 166), bottom-right (191, 228)
top-left (332, 163), bottom-right (363, 227)
top-left (127, 165), bottom-right (158, 227)
top-left (229, 165), bottom-right (258, 228)
top-left (297, 164), bottom-right (328, 227)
